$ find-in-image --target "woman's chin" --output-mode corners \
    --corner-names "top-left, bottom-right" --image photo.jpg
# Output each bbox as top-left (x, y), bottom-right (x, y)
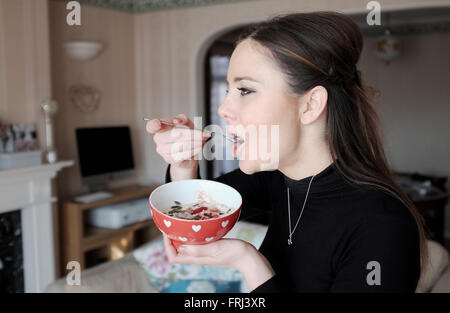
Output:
top-left (238, 158), bottom-right (279, 174)
top-left (238, 160), bottom-right (259, 175)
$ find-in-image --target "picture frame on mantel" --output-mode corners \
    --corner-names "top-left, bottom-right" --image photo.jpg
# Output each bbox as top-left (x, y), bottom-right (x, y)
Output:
top-left (0, 122), bottom-right (39, 153)
top-left (0, 122), bottom-right (42, 170)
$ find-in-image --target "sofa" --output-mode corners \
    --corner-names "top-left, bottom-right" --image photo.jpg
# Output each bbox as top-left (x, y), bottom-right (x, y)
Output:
top-left (46, 221), bottom-right (450, 293)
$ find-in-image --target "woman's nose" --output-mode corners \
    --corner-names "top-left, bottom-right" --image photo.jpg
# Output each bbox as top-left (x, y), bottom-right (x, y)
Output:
top-left (218, 100), bottom-right (236, 123)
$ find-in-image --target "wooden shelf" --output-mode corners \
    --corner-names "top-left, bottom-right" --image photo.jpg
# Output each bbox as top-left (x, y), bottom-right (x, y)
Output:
top-left (60, 184), bottom-right (160, 274)
top-left (83, 219), bottom-right (156, 251)
top-left (64, 184), bottom-right (157, 211)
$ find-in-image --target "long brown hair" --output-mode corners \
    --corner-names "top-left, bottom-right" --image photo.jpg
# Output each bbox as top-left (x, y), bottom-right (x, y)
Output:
top-left (237, 12), bottom-right (429, 274)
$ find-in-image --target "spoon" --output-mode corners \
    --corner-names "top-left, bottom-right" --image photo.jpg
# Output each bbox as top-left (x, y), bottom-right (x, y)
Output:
top-left (143, 118), bottom-right (242, 143)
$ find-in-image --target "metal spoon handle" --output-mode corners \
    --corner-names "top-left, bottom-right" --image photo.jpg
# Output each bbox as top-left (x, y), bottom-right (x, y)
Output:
top-left (143, 118), bottom-right (239, 143)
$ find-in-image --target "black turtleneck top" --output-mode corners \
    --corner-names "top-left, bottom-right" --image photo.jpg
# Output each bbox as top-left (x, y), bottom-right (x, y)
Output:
top-left (166, 163), bottom-right (421, 292)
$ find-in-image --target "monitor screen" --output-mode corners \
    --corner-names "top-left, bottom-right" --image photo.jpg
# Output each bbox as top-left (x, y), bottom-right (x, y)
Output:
top-left (75, 126), bottom-right (135, 177)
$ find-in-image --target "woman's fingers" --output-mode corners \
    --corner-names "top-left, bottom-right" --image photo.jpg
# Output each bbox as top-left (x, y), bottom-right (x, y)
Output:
top-left (171, 147), bottom-right (204, 164)
top-left (147, 115), bottom-right (194, 134)
top-left (154, 130), bottom-right (208, 162)
top-left (162, 234), bottom-right (178, 262)
top-left (161, 146), bottom-right (203, 164)
top-left (153, 127), bottom-right (210, 164)
top-left (146, 119), bottom-right (160, 133)
top-left (146, 119), bottom-right (172, 134)
top-left (163, 236), bottom-right (254, 270)
top-left (162, 234), bottom-right (208, 265)
top-left (162, 235), bottom-right (211, 265)
top-left (174, 113), bottom-right (195, 128)
top-left (178, 242), bottom-right (219, 258)
top-left (153, 128), bottom-right (209, 145)
top-left (156, 139), bottom-right (203, 155)
top-left (147, 114), bottom-right (211, 166)
top-left (146, 115), bottom-right (195, 134)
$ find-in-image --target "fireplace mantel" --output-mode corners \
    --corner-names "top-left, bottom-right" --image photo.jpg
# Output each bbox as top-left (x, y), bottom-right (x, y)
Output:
top-left (0, 160), bottom-right (73, 292)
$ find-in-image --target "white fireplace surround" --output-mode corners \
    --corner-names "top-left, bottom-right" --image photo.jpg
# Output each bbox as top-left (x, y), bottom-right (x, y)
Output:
top-left (0, 161), bottom-right (73, 292)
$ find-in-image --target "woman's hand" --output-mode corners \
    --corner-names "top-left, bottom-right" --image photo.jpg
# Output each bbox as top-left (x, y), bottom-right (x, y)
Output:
top-left (146, 114), bottom-right (210, 181)
top-left (162, 234), bottom-right (275, 291)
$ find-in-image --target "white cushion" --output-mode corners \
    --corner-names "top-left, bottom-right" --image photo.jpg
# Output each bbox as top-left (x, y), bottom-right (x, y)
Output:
top-left (223, 220), bottom-right (268, 249)
top-left (416, 240), bottom-right (449, 293)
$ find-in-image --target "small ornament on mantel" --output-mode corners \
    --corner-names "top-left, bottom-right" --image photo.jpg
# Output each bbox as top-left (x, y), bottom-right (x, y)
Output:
top-left (40, 99), bottom-right (58, 164)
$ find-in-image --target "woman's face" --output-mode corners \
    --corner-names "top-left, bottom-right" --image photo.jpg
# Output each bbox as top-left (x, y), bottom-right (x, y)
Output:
top-left (218, 39), bottom-right (303, 174)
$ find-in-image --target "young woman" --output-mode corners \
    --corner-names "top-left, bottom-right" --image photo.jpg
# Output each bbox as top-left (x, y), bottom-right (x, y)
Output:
top-left (146, 11), bottom-right (428, 292)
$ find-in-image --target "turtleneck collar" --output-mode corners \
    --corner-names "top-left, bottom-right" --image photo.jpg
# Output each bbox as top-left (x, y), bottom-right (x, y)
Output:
top-left (282, 163), bottom-right (351, 199)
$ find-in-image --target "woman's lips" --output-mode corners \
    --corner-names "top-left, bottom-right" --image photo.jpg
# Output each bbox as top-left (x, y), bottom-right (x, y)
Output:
top-left (227, 131), bottom-right (244, 143)
top-left (231, 135), bottom-right (244, 158)
top-left (226, 129), bottom-right (245, 158)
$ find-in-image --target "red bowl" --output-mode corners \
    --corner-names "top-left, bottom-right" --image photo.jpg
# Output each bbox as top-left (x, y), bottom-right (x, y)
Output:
top-left (149, 179), bottom-right (242, 249)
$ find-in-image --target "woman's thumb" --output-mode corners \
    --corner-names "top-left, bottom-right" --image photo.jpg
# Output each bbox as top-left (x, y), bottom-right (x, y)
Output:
top-left (146, 119), bottom-right (162, 134)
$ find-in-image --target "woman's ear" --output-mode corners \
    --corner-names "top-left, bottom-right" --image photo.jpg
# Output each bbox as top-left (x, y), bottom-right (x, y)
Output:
top-left (299, 86), bottom-right (328, 125)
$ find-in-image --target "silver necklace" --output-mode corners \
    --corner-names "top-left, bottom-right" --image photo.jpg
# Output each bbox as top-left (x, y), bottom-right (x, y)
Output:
top-left (287, 174), bottom-right (316, 245)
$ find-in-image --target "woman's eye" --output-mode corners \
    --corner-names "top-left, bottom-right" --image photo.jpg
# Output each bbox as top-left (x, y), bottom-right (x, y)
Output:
top-left (237, 88), bottom-right (253, 96)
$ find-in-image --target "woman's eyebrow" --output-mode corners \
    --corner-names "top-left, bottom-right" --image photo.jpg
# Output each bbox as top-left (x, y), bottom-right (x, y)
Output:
top-left (226, 76), bottom-right (260, 84)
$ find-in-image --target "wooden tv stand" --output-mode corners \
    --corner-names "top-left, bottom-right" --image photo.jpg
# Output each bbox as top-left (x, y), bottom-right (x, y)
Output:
top-left (59, 184), bottom-right (160, 275)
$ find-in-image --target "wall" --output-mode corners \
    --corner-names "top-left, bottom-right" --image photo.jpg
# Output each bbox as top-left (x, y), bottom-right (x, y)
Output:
top-left (359, 33), bottom-right (450, 235)
top-left (133, 0), bottom-right (450, 235)
top-left (360, 34), bottom-right (450, 176)
top-left (0, 0), bottom-right (52, 151)
top-left (47, 0), bottom-right (450, 235)
top-left (0, 0), bottom-right (63, 278)
top-left (133, 0), bottom-right (450, 183)
top-left (49, 0), bottom-right (139, 198)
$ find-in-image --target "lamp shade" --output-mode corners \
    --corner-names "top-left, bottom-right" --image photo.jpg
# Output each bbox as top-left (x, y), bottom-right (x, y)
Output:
top-left (375, 29), bottom-right (400, 63)
top-left (64, 41), bottom-right (103, 61)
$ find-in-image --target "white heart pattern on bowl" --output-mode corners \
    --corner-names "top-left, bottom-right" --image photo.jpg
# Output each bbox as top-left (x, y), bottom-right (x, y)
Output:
top-left (221, 220), bottom-right (229, 228)
top-left (192, 225), bottom-right (201, 232)
top-left (178, 237), bottom-right (187, 242)
top-left (163, 220), bottom-right (171, 228)
top-left (205, 237), bottom-right (214, 242)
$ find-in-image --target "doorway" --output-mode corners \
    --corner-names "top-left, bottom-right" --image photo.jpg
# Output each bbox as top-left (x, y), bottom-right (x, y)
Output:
top-left (203, 27), bottom-right (246, 179)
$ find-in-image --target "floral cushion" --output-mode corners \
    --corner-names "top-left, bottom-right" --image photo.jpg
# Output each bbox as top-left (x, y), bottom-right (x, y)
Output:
top-left (132, 221), bottom-right (268, 293)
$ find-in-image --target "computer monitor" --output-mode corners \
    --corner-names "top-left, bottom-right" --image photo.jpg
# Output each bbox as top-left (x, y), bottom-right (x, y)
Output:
top-left (75, 126), bottom-right (135, 191)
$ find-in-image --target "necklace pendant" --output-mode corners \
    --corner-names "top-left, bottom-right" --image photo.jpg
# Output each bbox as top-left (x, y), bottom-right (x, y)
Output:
top-left (287, 238), bottom-right (292, 245)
